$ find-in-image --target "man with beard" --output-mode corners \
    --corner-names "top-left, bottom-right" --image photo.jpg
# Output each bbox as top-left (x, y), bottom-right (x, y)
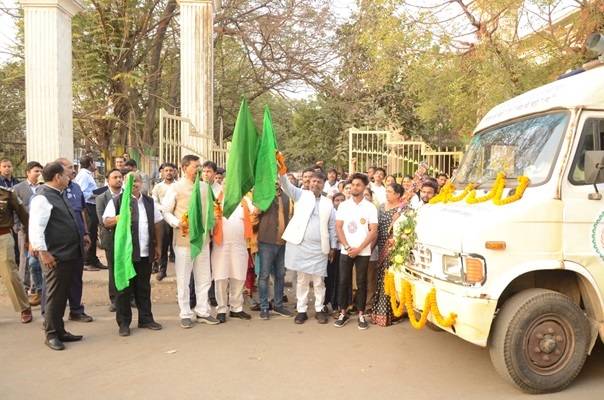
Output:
top-left (96, 168), bottom-right (124, 311)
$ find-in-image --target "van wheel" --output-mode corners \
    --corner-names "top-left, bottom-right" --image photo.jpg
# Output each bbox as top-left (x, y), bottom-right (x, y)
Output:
top-left (488, 289), bottom-right (589, 394)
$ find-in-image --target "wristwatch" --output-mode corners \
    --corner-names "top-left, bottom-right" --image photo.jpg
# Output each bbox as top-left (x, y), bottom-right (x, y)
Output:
top-left (344, 245), bottom-right (351, 251)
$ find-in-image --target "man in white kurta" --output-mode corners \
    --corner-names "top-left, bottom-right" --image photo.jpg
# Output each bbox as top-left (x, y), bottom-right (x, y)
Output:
top-left (211, 194), bottom-right (252, 323)
top-left (279, 170), bottom-right (337, 325)
top-left (161, 155), bottom-right (219, 328)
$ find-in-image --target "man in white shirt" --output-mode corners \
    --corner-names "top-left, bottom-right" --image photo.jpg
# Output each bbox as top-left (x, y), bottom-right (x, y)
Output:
top-left (161, 155), bottom-right (219, 328)
top-left (102, 171), bottom-right (163, 337)
top-left (371, 167), bottom-right (387, 205)
top-left (323, 168), bottom-right (340, 197)
top-left (74, 156), bottom-right (105, 270)
top-left (279, 167), bottom-right (337, 325)
top-left (334, 173), bottom-right (378, 330)
top-left (151, 162), bottom-right (177, 281)
top-left (30, 162), bottom-right (83, 350)
top-left (96, 169), bottom-right (123, 311)
top-left (412, 180), bottom-right (438, 210)
top-left (201, 161), bottom-right (223, 197)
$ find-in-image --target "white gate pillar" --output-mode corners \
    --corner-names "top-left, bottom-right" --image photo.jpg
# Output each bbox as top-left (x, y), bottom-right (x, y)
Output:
top-left (20, 0), bottom-right (84, 164)
top-left (179, 0), bottom-right (214, 159)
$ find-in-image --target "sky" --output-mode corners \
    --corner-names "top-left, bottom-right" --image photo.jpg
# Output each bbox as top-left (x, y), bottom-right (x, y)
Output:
top-left (0, 1), bottom-right (19, 63)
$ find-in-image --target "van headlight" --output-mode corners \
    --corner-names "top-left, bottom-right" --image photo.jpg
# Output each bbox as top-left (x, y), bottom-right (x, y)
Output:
top-left (443, 255), bottom-right (462, 278)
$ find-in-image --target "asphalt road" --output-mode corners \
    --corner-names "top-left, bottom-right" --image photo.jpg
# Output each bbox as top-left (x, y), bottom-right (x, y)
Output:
top-left (1, 302), bottom-right (603, 399)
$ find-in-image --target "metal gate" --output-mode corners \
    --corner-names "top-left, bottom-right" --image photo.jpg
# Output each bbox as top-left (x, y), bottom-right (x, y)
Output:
top-left (349, 128), bottom-right (464, 177)
top-left (159, 108), bottom-right (230, 168)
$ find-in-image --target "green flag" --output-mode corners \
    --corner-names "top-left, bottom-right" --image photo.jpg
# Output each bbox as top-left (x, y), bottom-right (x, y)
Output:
top-left (252, 105), bottom-right (279, 211)
top-left (114, 174), bottom-right (136, 291)
top-left (203, 180), bottom-right (216, 242)
top-left (188, 170), bottom-right (205, 259)
top-left (223, 96), bottom-right (259, 218)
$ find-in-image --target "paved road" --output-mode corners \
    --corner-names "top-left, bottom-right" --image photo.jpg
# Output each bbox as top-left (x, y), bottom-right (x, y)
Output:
top-left (1, 302), bottom-right (603, 399)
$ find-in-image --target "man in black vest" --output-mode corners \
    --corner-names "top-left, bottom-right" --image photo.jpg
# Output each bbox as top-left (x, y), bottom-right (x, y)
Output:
top-left (102, 171), bottom-right (163, 336)
top-left (29, 162), bottom-right (83, 351)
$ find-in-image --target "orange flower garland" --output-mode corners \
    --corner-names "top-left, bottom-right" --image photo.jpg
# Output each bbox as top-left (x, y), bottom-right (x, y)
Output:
top-left (466, 172), bottom-right (505, 204)
top-left (447, 183), bottom-right (475, 203)
top-left (384, 272), bottom-right (457, 329)
top-left (429, 182), bottom-right (454, 204)
top-left (430, 182), bottom-right (475, 204)
top-left (181, 212), bottom-right (190, 237)
top-left (429, 172), bottom-right (530, 206)
top-left (493, 175), bottom-right (530, 205)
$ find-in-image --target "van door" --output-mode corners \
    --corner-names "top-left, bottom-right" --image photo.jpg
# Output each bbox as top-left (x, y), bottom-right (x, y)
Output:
top-left (562, 112), bottom-right (604, 290)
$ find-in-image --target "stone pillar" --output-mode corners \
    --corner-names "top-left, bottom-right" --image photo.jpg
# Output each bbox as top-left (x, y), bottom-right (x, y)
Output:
top-left (20, 0), bottom-right (84, 164)
top-left (179, 0), bottom-right (214, 157)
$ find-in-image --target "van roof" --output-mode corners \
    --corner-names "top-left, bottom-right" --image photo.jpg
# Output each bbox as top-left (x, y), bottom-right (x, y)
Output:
top-left (475, 63), bottom-right (604, 133)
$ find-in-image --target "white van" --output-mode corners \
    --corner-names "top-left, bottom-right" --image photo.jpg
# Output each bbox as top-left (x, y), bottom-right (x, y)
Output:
top-left (404, 37), bottom-right (604, 393)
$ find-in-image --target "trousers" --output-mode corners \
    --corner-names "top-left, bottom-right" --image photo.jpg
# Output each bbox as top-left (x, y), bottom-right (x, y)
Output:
top-left (0, 233), bottom-right (29, 312)
top-left (338, 255), bottom-right (369, 313)
top-left (215, 278), bottom-right (245, 314)
top-left (116, 257), bottom-right (155, 327)
top-left (42, 259), bottom-right (77, 339)
top-left (296, 272), bottom-right (325, 313)
top-left (173, 244), bottom-right (212, 319)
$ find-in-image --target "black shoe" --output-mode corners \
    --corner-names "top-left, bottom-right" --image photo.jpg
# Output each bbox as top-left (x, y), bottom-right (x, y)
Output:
top-left (60, 332), bottom-right (83, 342)
top-left (119, 325), bottom-right (131, 336)
top-left (93, 261), bottom-right (108, 270)
top-left (151, 264), bottom-right (159, 274)
top-left (156, 271), bottom-right (167, 281)
top-left (282, 295), bottom-right (289, 303)
top-left (250, 303), bottom-right (261, 311)
top-left (229, 311), bottom-right (251, 320)
top-left (108, 303), bottom-right (117, 312)
top-left (315, 311), bottom-right (328, 324)
top-left (68, 313), bottom-right (93, 323)
top-left (45, 337), bottom-right (65, 350)
top-left (217, 313), bottom-right (226, 323)
top-left (210, 298), bottom-right (218, 307)
top-left (137, 321), bottom-right (162, 330)
top-left (294, 312), bottom-right (308, 324)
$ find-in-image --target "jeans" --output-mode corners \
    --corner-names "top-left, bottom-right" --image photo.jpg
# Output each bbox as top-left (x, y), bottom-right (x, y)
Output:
top-left (337, 255), bottom-right (370, 313)
top-left (257, 242), bottom-right (286, 310)
top-left (28, 254), bottom-right (43, 293)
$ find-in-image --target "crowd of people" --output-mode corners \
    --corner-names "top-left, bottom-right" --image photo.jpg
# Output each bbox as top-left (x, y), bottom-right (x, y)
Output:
top-left (0, 154), bottom-right (452, 351)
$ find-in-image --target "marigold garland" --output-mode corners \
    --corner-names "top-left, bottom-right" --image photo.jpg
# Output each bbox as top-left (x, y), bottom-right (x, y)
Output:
top-left (447, 183), bottom-right (475, 203)
top-left (384, 272), bottom-right (457, 329)
top-left (466, 172), bottom-right (505, 204)
top-left (493, 175), bottom-right (530, 205)
top-left (430, 182), bottom-right (475, 204)
top-left (181, 212), bottom-right (190, 237)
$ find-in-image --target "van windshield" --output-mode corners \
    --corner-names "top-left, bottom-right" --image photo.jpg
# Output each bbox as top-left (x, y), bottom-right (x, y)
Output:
top-left (453, 112), bottom-right (569, 187)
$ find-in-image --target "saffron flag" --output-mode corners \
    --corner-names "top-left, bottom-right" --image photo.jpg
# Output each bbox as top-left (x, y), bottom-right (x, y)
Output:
top-left (223, 96), bottom-right (259, 218)
top-left (252, 105), bottom-right (279, 211)
top-left (114, 174), bottom-right (136, 291)
top-left (188, 170), bottom-right (205, 259)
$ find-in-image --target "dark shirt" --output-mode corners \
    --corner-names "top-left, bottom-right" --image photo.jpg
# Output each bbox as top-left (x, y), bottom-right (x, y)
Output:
top-left (63, 181), bottom-right (87, 237)
top-left (0, 176), bottom-right (20, 189)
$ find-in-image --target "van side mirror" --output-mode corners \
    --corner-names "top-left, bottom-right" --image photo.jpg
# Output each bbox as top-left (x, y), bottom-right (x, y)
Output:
top-left (585, 150), bottom-right (604, 200)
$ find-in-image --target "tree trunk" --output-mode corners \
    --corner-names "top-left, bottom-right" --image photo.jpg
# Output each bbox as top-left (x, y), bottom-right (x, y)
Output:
top-left (142, 0), bottom-right (177, 146)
